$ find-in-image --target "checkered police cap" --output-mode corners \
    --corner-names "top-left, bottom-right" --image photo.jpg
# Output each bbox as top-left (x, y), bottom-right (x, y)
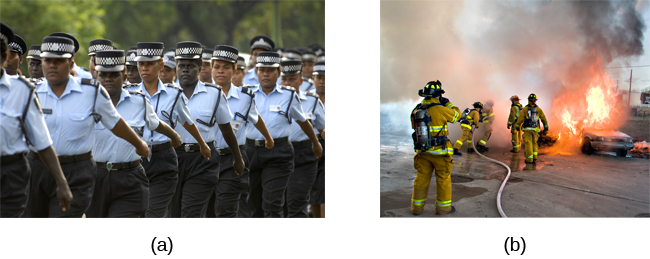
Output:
top-left (49, 32), bottom-right (79, 54)
top-left (211, 45), bottom-right (239, 63)
top-left (27, 45), bottom-right (42, 60)
top-left (134, 42), bottom-right (164, 62)
top-left (236, 56), bottom-right (246, 70)
top-left (95, 49), bottom-right (126, 72)
top-left (126, 48), bottom-right (138, 66)
top-left (313, 61), bottom-right (325, 76)
top-left (317, 55), bottom-right (325, 62)
top-left (301, 49), bottom-right (317, 62)
top-left (255, 51), bottom-right (281, 68)
top-left (88, 39), bottom-right (114, 56)
top-left (175, 41), bottom-right (202, 60)
top-left (0, 23), bottom-right (14, 45)
top-left (282, 49), bottom-right (302, 61)
top-left (250, 35), bottom-right (275, 51)
top-left (40, 36), bottom-right (75, 58)
top-left (280, 60), bottom-right (302, 76)
top-left (163, 55), bottom-right (176, 69)
top-left (202, 47), bottom-right (213, 62)
top-left (9, 34), bottom-right (26, 55)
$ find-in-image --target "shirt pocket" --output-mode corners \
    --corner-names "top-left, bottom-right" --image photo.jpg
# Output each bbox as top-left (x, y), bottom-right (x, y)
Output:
top-left (195, 109), bottom-right (214, 132)
top-left (126, 117), bottom-right (146, 136)
top-left (66, 110), bottom-right (93, 141)
top-left (0, 111), bottom-right (22, 144)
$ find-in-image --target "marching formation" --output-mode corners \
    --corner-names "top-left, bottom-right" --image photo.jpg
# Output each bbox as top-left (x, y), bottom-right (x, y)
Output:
top-left (0, 22), bottom-right (326, 218)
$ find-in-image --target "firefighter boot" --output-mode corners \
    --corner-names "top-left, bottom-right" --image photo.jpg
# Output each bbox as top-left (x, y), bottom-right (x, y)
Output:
top-left (467, 148), bottom-right (474, 153)
top-left (436, 206), bottom-right (456, 216)
top-left (453, 148), bottom-right (462, 156)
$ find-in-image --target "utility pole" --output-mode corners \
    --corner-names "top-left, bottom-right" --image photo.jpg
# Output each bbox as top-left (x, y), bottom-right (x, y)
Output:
top-left (628, 69), bottom-right (632, 107)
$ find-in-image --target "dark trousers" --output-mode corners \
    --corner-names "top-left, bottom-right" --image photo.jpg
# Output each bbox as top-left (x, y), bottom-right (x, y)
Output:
top-left (1, 155), bottom-right (30, 218)
top-left (310, 138), bottom-right (325, 205)
top-left (285, 143), bottom-right (319, 218)
top-left (86, 164), bottom-right (149, 218)
top-left (28, 156), bottom-right (96, 218)
top-left (142, 147), bottom-right (178, 218)
top-left (246, 141), bottom-right (294, 218)
top-left (208, 151), bottom-right (250, 218)
top-left (170, 149), bottom-right (219, 218)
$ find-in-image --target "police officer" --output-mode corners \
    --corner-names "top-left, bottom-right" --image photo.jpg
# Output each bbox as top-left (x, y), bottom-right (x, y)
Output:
top-left (4, 34), bottom-right (26, 78)
top-left (507, 95), bottom-right (523, 153)
top-left (26, 45), bottom-right (43, 79)
top-left (231, 56), bottom-right (246, 87)
top-left (28, 35), bottom-right (148, 218)
top-left (125, 47), bottom-right (141, 85)
top-left (199, 46), bottom-right (215, 84)
top-left (300, 49), bottom-right (317, 93)
top-left (309, 61), bottom-right (326, 217)
top-left (453, 102), bottom-right (482, 156)
top-left (477, 99), bottom-right (494, 151)
top-left (410, 80), bottom-right (460, 216)
top-left (48, 32), bottom-right (92, 79)
top-left (125, 42), bottom-right (206, 218)
top-left (246, 51), bottom-right (322, 218)
top-left (0, 23), bottom-right (72, 218)
top-left (159, 54), bottom-right (176, 84)
top-left (280, 59), bottom-right (325, 218)
top-left (87, 39), bottom-right (114, 79)
top-left (169, 41), bottom-right (244, 218)
top-left (243, 35), bottom-right (275, 86)
top-left (513, 94), bottom-right (549, 164)
top-left (208, 45), bottom-right (273, 218)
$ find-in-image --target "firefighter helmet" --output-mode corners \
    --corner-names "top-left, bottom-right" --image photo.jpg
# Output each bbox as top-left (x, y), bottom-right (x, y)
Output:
top-left (528, 93), bottom-right (537, 102)
top-left (510, 95), bottom-right (520, 101)
top-left (418, 80), bottom-right (445, 97)
top-left (473, 101), bottom-right (483, 109)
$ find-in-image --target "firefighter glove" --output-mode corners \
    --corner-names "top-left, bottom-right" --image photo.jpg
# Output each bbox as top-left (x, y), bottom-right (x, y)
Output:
top-left (507, 125), bottom-right (511, 129)
top-left (440, 97), bottom-right (450, 107)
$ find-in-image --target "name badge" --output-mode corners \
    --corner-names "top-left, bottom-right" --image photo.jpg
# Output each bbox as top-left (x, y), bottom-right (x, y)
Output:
top-left (231, 120), bottom-right (243, 131)
top-left (42, 109), bottom-right (53, 114)
top-left (269, 105), bottom-right (282, 112)
top-left (306, 113), bottom-right (314, 120)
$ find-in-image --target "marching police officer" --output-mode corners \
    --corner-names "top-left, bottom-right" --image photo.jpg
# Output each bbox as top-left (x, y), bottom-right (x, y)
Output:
top-left (243, 35), bottom-right (275, 86)
top-left (513, 94), bottom-right (549, 163)
top-left (309, 61), bottom-right (325, 217)
top-left (87, 39), bottom-right (114, 79)
top-left (86, 50), bottom-right (182, 218)
top-left (231, 56), bottom-right (246, 87)
top-left (1, 23), bottom-right (72, 218)
top-left (169, 41), bottom-right (244, 218)
top-left (245, 51), bottom-right (322, 218)
top-left (125, 47), bottom-right (141, 85)
top-left (4, 33), bottom-right (26, 78)
top-left (160, 54), bottom-right (176, 84)
top-left (125, 42), bottom-right (206, 218)
top-left (28, 35), bottom-right (148, 218)
top-left (26, 45), bottom-right (44, 80)
top-left (507, 95), bottom-right (523, 153)
top-left (280, 59), bottom-right (325, 218)
top-left (199, 46), bottom-right (215, 84)
top-left (48, 32), bottom-right (93, 79)
top-left (208, 45), bottom-right (273, 217)
top-left (300, 49), bottom-right (317, 93)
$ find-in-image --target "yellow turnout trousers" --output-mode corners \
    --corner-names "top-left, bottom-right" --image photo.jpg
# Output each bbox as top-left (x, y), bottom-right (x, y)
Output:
top-left (511, 126), bottom-right (522, 152)
top-left (411, 153), bottom-right (453, 215)
top-left (522, 130), bottom-right (539, 162)
top-left (453, 125), bottom-right (473, 150)
top-left (478, 122), bottom-right (492, 147)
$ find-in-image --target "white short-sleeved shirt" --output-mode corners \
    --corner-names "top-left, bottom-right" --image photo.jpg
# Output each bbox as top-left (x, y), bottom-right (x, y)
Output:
top-left (246, 84), bottom-right (306, 140)
top-left (93, 89), bottom-right (160, 163)
top-left (126, 79), bottom-right (193, 145)
top-left (215, 84), bottom-right (259, 148)
top-left (36, 77), bottom-right (122, 156)
top-left (0, 69), bottom-right (53, 155)
top-left (290, 91), bottom-right (325, 142)
top-left (72, 63), bottom-right (93, 79)
top-left (243, 68), bottom-right (259, 86)
top-left (175, 80), bottom-right (232, 144)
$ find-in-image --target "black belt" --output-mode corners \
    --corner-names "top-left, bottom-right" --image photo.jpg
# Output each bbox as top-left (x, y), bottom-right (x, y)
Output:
top-left (291, 139), bottom-right (312, 147)
top-left (317, 135), bottom-right (324, 142)
top-left (1, 152), bottom-right (26, 164)
top-left (96, 160), bottom-right (141, 171)
top-left (31, 151), bottom-right (92, 165)
top-left (174, 142), bottom-right (215, 153)
top-left (216, 145), bottom-right (246, 156)
top-left (246, 137), bottom-right (288, 147)
top-left (151, 142), bottom-right (172, 152)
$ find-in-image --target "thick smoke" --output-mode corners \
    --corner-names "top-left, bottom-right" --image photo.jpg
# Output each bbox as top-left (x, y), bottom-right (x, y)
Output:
top-left (381, 0), bottom-right (646, 149)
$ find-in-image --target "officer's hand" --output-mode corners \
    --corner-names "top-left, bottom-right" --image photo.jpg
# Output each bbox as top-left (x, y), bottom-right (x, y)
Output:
top-left (170, 133), bottom-right (182, 148)
top-left (200, 143), bottom-right (211, 160)
top-left (507, 125), bottom-right (511, 129)
top-left (265, 137), bottom-right (275, 149)
top-left (135, 140), bottom-right (150, 158)
top-left (55, 182), bottom-right (73, 212)
top-left (312, 141), bottom-right (323, 158)
top-left (439, 97), bottom-right (450, 106)
top-left (233, 157), bottom-right (245, 176)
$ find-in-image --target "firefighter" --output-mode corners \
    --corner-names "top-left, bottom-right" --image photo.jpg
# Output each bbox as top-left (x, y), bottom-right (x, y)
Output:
top-left (410, 80), bottom-right (460, 216)
top-left (453, 102), bottom-right (482, 156)
top-left (513, 93), bottom-right (548, 163)
top-left (477, 99), bottom-right (494, 151)
top-left (506, 95), bottom-right (523, 153)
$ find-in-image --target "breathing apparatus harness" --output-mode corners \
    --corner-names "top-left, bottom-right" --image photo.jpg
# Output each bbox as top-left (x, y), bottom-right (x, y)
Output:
top-left (523, 103), bottom-right (539, 128)
top-left (411, 80), bottom-right (448, 152)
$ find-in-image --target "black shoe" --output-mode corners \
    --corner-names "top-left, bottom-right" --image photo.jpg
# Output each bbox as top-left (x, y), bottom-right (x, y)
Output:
top-left (436, 206), bottom-right (456, 215)
top-left (453, 148), bottom-right (462, 156)
top-left (480, 145), bottom-right (489, 151)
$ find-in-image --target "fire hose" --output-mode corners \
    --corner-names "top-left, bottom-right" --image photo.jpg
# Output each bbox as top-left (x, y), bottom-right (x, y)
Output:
top-left (470, 125), bottom-right (511, 218)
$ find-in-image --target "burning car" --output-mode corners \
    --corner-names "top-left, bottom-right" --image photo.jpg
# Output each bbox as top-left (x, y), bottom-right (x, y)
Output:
top-left (581, 129), bottom-right (634, 156)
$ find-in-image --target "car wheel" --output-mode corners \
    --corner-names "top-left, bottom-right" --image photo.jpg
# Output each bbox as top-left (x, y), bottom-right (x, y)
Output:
top-left (616, 149), bottom-right (627, 157)
top-left (582, 138), bottom-right (594, 155)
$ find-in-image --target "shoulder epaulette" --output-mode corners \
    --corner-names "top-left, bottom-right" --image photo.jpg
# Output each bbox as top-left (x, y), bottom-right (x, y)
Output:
top-left (204, 83), bottom-right (222, 89)
top-left (305, 91), bottom-right (320, 99)
top-left (80, 78), bottom-right (100, 87)
top-left (128, 90), bottom-right (145, 97)
top-left (240, 86), bottom-right (255, 97)
top-left (123, 83), bottom-right (139, 89)
top-left (165, 82), bottom-right (183, 91)
top-left (17, 75), bottom-right (36, 90)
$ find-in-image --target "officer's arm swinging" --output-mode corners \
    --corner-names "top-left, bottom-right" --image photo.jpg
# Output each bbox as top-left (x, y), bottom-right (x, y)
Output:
top-left (218, 122), bottom-right (245, 175)
top-left (37, 146), bottom-right (73, 211)
top-left (109, 118), bottom-right (150, 157)
top-left (181, 122), bottom-right (211, 160)
top-left (154, 120), bottom-right (182, 148)
top-left (252, 116), bottom-right (274, 149)
top-left (295, 119), bottom-right (323, 158)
